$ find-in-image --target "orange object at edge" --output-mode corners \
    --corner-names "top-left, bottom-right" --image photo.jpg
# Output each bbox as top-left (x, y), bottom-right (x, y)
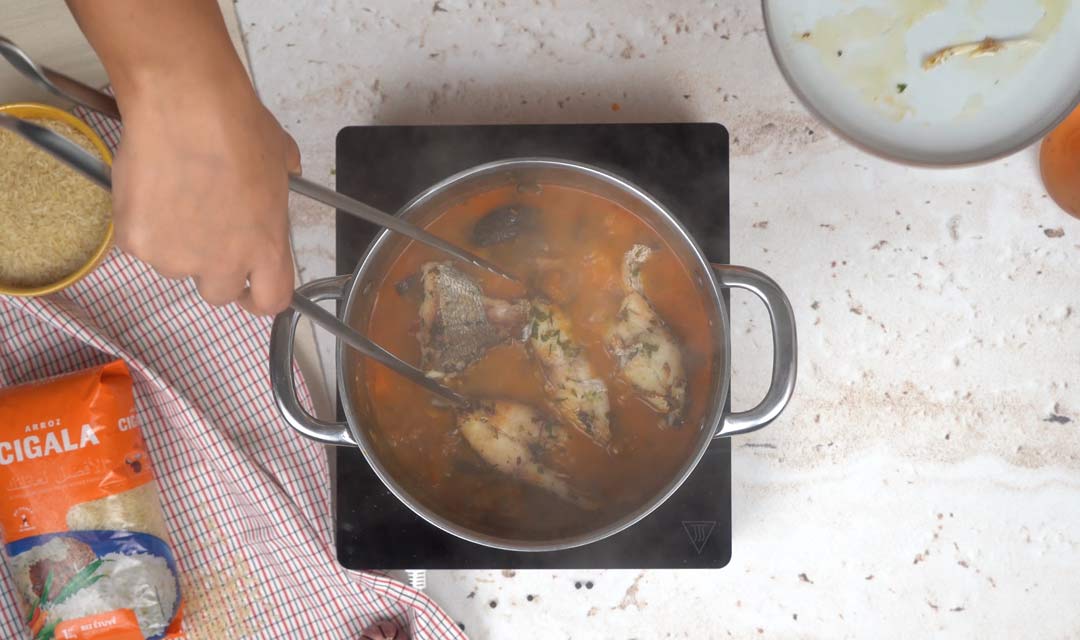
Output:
top-left (1040, 104), bottom-right (1080, 219)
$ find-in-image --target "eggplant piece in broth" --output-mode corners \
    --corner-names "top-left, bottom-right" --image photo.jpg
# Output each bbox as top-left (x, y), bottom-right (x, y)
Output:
top-left (471, 205), bottom-right (538, 247)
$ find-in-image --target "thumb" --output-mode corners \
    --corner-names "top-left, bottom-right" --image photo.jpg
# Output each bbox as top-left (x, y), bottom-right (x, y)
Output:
top-left (284, 131), bottom-right (302, 176)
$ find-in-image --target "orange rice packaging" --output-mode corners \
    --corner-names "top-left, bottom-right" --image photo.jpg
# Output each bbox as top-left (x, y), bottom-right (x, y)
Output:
top-left (0, 360), bottom-right (184, 639)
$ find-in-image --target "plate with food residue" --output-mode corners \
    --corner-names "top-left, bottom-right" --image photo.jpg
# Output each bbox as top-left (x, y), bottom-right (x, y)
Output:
top-left (763, 0), bottom-right (1080, 165)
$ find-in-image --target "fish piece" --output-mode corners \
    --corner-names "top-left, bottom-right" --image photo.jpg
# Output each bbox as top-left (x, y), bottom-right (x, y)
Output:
top-left (458, 401), bottom-right (596, 510)
top-left (471, 205), bottom-right (538, 247)
top-left (527, 300), bottom-right (612, 447)
top-left (605, 244), bottom-right (687, 424)
top-left (417, 262), bottom-right (527, 377)
top-left (922, 36), bottom-right (1031, 70)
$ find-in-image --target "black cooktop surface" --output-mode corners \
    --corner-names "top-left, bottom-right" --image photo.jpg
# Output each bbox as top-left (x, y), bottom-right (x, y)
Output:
top-left (334, 124), bottom-right (731, 569)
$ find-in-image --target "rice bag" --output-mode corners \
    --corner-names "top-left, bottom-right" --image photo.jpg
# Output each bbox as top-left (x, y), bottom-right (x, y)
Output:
top-left (0, 360), bottom-right (184, 640)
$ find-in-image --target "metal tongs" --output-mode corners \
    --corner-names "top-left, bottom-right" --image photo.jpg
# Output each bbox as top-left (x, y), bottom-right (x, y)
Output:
top-left (0, 35), bottom-right (475, 406)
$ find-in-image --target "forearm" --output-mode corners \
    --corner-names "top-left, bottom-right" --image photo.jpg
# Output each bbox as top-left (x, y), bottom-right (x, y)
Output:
top-left (64, 0), bottom-right (297, 315)
top-left (65, 0), bottom-right (252, 113)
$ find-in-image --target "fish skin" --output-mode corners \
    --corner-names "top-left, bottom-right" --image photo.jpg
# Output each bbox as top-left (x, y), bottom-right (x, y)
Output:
top-left (417, 262), bottom-right (527, 377)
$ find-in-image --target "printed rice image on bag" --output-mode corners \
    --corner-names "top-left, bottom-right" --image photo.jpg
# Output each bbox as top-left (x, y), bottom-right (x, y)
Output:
top-left (0, 360), bottom-right (184, 640)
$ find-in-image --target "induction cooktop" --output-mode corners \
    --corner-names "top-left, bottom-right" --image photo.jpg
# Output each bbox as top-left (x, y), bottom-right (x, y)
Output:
top-left (334, 123), bottom-right (731, 569)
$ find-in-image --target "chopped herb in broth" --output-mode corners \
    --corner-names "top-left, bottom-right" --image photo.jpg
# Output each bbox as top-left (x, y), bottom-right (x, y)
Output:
top-left (362, 184), bottom-right (715, 540)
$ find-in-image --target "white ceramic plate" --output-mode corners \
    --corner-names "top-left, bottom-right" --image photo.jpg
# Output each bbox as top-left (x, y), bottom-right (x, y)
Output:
top-left (763, 0), bottom-right (1080, 165)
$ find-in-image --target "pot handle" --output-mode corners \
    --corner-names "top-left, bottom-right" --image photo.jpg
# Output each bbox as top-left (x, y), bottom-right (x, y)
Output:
top-left (269, 274), bottom-right (358, 446)
top-left (710, 264), bottom-right (798, 438)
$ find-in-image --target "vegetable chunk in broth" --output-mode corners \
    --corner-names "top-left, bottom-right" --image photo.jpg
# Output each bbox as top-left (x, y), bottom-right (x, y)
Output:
top-left (362, 184), bottom-right (715, 540)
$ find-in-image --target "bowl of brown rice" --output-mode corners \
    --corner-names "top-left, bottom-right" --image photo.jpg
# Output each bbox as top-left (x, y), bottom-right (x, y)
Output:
top-left (0, 102), bottom-right (113, 297)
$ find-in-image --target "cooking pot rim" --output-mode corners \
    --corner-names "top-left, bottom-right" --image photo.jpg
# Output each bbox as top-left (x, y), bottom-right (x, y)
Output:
top-left (337, 157), bottom-right (732, 552)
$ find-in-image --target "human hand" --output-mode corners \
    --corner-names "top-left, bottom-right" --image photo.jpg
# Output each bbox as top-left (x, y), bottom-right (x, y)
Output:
top-left (110, 76), bottom-right (300, 315)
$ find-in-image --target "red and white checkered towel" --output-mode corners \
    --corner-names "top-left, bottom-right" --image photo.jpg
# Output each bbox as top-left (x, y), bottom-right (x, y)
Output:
top-left (0, 109), bottom-right (465, 639)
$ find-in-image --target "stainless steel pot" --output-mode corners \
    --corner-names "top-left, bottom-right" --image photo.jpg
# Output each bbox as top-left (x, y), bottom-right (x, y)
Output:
top-left (270, 158), bottom-right (798, 551)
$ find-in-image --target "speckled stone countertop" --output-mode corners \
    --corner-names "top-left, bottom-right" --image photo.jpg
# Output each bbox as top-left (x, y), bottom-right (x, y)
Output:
top-left (236, 1), bottom-right (1080, 637)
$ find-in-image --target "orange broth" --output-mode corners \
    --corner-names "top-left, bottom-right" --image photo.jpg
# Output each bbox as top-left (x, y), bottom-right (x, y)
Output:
top-left (360, 184), bottom-right (716, 539)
